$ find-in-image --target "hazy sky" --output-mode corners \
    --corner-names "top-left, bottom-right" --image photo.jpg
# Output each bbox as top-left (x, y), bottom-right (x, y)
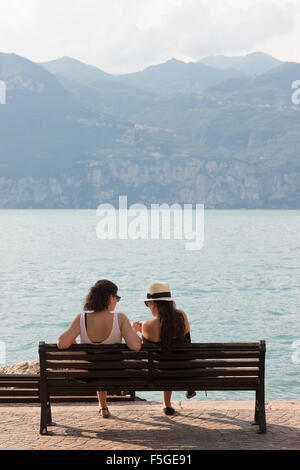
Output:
top-left (0, 0), bottom-right (299, 74)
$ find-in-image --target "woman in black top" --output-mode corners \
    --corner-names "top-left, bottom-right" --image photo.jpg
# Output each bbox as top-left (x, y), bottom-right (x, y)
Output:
top-left (132, 282), bottom-right (196, 415)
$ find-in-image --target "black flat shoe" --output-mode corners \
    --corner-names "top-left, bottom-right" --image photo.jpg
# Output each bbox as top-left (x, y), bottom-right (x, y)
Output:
top-left (185, 391), bottom-right (197, 399)
top-left (163, 407), bottom-right (175, 416)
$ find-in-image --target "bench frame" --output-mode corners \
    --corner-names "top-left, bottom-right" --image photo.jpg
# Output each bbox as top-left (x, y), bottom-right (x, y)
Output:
top-left (39, 341), bottom-right (266, 435)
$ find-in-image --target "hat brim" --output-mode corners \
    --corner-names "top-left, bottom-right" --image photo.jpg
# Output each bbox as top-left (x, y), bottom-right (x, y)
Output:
top-left (139, 297), bottom-right (177, 302)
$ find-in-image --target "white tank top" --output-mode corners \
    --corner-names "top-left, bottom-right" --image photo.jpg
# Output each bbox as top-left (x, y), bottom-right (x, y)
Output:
top-left (80, 312), bottom-right (122, 345)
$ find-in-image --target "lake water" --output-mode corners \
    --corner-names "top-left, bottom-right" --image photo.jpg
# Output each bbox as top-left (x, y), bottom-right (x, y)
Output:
top-left (0, 209), bottom-right (299, 402)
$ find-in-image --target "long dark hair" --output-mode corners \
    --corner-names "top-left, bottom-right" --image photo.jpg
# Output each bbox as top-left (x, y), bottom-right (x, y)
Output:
top-left (155, 301), bottom-right (186, 352)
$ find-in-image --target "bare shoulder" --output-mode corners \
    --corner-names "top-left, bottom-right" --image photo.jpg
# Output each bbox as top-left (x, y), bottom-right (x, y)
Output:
top-left (142, 318), bottom-right (156, 330)
top-left (116, 312), bottom-right (129, 327)
top-left (142, 318), bottom-right (152, 333)
top-left (117, 312), bottom-right (127, 319)
top-left (142, 318), bottom-right (159, 339)
top-left (72, 313), bottom-right (82, 325)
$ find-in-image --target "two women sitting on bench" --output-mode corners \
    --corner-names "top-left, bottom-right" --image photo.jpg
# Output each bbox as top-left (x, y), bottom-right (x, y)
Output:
top-left (57, 279), bottom-right (195, 418)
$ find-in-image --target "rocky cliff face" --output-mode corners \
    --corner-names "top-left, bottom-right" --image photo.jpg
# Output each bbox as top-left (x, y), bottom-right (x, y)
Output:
top-left (0, 157), bottom-right (299, 209)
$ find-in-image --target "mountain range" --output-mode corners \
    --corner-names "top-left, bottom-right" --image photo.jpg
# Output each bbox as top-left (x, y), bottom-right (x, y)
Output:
top-left (0, 51), bottom-right (299, 208)
top-left (199, 51), bottom-right (282, 76)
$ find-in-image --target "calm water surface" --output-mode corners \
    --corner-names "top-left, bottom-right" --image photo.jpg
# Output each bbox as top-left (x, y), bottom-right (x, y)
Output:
top-left (0, 209), bottom-right (299, 402)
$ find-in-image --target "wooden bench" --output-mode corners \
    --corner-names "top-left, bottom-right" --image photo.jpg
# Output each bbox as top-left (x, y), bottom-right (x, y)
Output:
top-left (0, 374), bottom-right (134, 404)
top-left (39, 341), bottom-right (267, 435)
top-left (0, 375), bottom-right (40, 403)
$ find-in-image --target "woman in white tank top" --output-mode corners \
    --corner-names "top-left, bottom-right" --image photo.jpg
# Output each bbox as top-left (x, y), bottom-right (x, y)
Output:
top-left (57, 280), bottom-right (142, 418)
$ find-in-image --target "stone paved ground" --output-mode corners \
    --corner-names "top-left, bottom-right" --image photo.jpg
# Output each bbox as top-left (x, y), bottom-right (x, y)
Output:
top-left (0, 401), bottom-right (299, 450)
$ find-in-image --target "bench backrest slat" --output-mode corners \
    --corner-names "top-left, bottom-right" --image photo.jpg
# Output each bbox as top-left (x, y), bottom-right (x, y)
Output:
top-left (45, 352), bottom-right (149, 361)
top-left (47, 369), bottom-right (149, 378)
top-left (153, 359), bottom-right (259, 368)
top-left (43, 342), bottom-right (260, 350)
top-left (153, 351), bottom-right (260, 360)
top-left (45, 360), bottom-right (148, 369)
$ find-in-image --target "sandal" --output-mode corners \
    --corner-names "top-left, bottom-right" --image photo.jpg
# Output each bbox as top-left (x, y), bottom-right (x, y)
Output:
top-left (99, 407), bottom-right (111, 418)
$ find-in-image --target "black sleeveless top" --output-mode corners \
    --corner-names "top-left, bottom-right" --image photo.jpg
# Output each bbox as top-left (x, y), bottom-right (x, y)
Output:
top-left (142, 331), bottom-right (191, 345)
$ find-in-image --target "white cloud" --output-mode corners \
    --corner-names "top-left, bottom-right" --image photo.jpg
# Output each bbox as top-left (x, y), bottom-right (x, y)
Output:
top-left (0, 0), bottom-right (299, 73)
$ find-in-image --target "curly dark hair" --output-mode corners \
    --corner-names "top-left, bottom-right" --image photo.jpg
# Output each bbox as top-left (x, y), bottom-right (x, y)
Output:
top-left (155, 301), bottom-right (186, 352)
top-left (84, 280), bottom-right (118, 312)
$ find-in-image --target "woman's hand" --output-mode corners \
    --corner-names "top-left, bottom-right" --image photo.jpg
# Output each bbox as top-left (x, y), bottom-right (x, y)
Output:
top-left (131, 321), bottom-right (142, 333)
top-left (119, 314), bottom-right (142, 351)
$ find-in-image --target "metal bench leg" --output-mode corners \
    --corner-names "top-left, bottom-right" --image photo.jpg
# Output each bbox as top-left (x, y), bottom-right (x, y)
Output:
top-left (130, 391), bottom-right (136, 401)
top-left (251, 391), bottom-right (259, 425)
top-left (256, 388), bottom-right (267, 434)
top-left (40, 401), bottom-right (48, 435)
top-left (47, 401), bottom-right (56, 427)
top-left (257, 403), bottom-right (267, 433)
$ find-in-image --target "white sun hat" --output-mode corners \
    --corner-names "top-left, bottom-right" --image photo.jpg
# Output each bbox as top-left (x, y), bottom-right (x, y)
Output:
top-left (140, 281), bottom-right (177, 302)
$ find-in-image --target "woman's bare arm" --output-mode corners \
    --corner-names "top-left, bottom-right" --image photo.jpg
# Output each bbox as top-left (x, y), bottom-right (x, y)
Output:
top-left (57, 314), bottom-right (81, 349)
